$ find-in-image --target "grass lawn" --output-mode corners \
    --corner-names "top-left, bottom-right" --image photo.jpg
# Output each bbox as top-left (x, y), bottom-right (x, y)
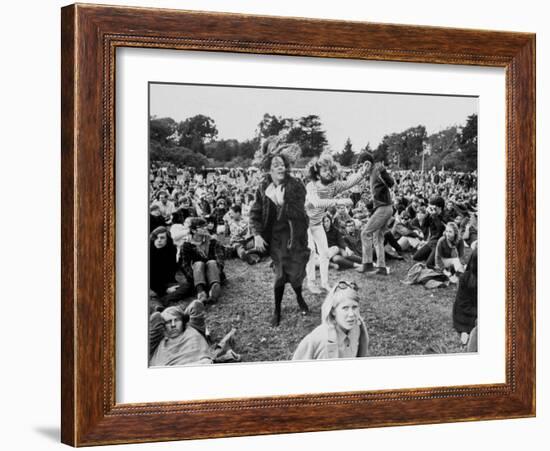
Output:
top-left (205, 255), bottom-right (465, 363)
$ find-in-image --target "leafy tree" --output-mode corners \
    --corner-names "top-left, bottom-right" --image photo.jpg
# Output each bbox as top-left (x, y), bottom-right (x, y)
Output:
top-left (373, 142), bottom-right (389, 165)
top-left (458, 114), bottom-right (478, 171)
top-left (150, 142), bottom-right (209, 168)
top-left (238, 138), bottom-right (260, 160)
top-left (424, 126), bottom-right (459, 171)
top-left (256, 114), bottom-right (293, 139)
top-left (149, 116), bottom-right (177, 145)
top-left (383, 125), bottom-right (427, 169)
top-left (204, 137), bottom-right (260, 162)
top-left (176, 114), bottom-right (218, 153)
top-left (335, 138), bottom-right (355, 166)
top-left (286, 115), bottom-right (328, 158)
top-left (426, 126), bottom-right (459, 156)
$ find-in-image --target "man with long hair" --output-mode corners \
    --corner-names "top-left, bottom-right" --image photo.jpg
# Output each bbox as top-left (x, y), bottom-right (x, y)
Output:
top-left (305, 154), bottom-right (371, 292)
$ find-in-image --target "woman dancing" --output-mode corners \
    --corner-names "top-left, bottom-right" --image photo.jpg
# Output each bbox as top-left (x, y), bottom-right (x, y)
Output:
top-left (249, 137), bottom-right (311, 327)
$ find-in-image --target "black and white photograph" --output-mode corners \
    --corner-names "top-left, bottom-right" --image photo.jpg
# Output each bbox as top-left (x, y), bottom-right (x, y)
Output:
top-left (147, 82), bottom-right (479, 367)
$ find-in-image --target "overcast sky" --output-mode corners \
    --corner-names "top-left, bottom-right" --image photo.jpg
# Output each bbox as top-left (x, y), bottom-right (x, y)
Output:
top-left (150, 83), bottom-right (477, 151)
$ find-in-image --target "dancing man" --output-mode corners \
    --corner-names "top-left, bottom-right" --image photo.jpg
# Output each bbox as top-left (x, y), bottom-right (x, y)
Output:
top-left (356, 153), bottom-right (395, 275)
top-left (305, 154), bottom-right (371, 293)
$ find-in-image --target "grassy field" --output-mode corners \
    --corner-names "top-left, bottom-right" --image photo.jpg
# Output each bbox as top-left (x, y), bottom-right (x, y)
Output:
top-left (205, 255), bottom-right (465, 363)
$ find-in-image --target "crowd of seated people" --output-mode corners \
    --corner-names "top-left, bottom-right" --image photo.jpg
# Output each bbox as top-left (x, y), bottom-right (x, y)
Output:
top-left (148, 161), bottom-right (479, 365)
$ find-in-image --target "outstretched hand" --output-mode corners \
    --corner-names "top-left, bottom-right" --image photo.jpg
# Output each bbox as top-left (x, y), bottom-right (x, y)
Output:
top-left (166, 285), bottom-right (179, 294)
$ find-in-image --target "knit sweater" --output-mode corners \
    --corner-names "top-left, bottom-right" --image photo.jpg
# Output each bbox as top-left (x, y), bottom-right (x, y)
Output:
top-left (305, 172), bottom-right (363, 227)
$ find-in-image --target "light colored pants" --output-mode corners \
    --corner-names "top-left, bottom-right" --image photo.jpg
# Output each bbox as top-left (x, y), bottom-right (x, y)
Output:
top-left (312, 245), bottom-right (341, 268)
top-left (398, 236), bottom-right (421, 251)
top-left (306, 224), bottom-right (329, 287)
top-left (441, 257), bottom-right (465, 273)
top-left (361, 205), bottom-right (393, 268)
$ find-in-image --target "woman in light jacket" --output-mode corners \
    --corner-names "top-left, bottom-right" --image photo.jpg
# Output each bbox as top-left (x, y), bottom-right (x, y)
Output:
top-left (293, 281), bottom-right (369, 360)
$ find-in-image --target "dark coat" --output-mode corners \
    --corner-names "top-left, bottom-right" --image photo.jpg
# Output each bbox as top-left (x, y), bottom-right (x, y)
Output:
top-left (249, 175), bottom-right (309, 251)
top-left (452, 274), bottom-right (478, 333)
top-left (149, 242), bottom-right (178, 296)
top-left (426, 213), bottom-right (445, 245)
top-left (149, 214), bottom-right (167, 233)
top-left (325, 223), bottom-right (346, 249)
top-left (370, 165), bottom-right (395, 210)
top-left (249, 175), bottom-right (309, 287)
top-left (453, 251), bottom-right (478, 334)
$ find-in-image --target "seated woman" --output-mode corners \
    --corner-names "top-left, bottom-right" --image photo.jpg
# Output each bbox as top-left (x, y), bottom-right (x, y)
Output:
top-left (452, 249), bottom-right (478, 345)
top-left (293, 281), bottom-right (369, 360)
top-left (149, 303), bottom-right (213, 366)
top-left (435, 222), bottom-right (465, 274)
top-left (149, 226), bottom-right (191, 313)
top-left (178, 218), bottom-right (226, 304)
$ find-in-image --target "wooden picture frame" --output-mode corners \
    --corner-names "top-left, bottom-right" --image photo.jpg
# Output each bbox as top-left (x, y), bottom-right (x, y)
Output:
top-left (61, 3), bottom-right (536, 446)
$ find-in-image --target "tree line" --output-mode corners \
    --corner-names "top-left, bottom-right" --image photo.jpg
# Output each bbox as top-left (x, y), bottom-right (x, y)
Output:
top-left (149, 112), bottom-right (477, 172)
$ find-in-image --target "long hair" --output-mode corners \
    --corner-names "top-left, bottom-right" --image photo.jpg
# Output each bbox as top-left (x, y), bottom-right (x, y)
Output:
top-left (445, 222), bottom-right (460, 246)
top-left (260, 152), bottom-right (291, 175)
top-left (308, 154), bottom-right (339, 182)
top-left (149, 226), bottom-right (173, 245)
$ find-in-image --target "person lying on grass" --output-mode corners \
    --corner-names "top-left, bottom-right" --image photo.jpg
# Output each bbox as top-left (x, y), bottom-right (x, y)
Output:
top-left (149, 303), bottom-right (213, 366)
top-left (293, 281), bottom-right (369, 360)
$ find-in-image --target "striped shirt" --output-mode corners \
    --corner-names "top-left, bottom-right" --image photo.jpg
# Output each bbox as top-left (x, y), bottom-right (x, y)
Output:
top-left (305, 172), bottom-right (363, 226)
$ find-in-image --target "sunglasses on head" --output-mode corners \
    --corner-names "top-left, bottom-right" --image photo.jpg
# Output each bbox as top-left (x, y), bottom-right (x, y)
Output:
top-left (335, 280), bottom-right (358, 291)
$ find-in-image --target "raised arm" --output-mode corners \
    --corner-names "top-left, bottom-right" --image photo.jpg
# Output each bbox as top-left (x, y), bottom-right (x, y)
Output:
top-left (332, 171), bottom-right (364, 194)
